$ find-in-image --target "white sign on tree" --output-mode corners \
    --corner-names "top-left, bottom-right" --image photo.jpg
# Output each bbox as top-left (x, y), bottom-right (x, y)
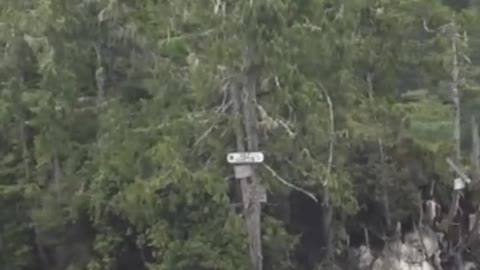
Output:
top-left (227, 152), bottom-right (264, 180)
top-left (227, 152), bottom-right (264, 164)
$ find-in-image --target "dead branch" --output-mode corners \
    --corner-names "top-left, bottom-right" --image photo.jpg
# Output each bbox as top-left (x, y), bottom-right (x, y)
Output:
top-left (262, 163), bottom-right (318, 203)
top-left (193, 104), bottom-right (232, 146)
top-left (193, 78), bottom-right (234, 146)
top-left (323, 89), bottom-right (335, 260)
top-left (322, 90), bottom-right (335, 261)
top-left (324, 90), bottom-right (334, 182)
top-left (215, 78), bottom-right (232, 113)
top-left (446, 158), bottom-right (471, 184)
top-left (422, 18), bottom-right (436, 33)
top-left (193, 122), bottom-right (218, 146)
top-left (256, 104), bottom-right (295, 138)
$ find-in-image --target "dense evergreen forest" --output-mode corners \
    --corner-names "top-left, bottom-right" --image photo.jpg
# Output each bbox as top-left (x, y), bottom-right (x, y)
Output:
top-left (3, 0), bottom-right (480, 269)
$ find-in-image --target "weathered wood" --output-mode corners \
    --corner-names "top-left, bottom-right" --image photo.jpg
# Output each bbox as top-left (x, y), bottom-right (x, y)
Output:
top-left (231, 57), bottom-right (263, 270)
top-left (241, 41), bottom-right (263, 270)
top-left (463, 117), bottom-right (480, 248)
top-left (231, 77), bottom-right (250, 209)
top-left (446, 158), bottom-right (471, 183)
top-left (323, 90), bottom-right (335, 261)
top-left (447, 23), bottom-right (465, 269)
top-left (472, 116), bottom-right (480, 184)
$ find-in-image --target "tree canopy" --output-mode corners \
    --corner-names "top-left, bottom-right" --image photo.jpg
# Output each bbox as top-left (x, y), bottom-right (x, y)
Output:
top-left (1, 0), bottom-right (480, 269)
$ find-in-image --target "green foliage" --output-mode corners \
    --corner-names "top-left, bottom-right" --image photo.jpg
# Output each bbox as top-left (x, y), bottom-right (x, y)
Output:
top-left (1, 0), bottom-right (480, 269)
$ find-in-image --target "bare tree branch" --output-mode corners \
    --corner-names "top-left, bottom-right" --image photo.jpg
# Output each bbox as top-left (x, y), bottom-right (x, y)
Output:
top-left (262, 163), bottom-right (318, 203)
top-left (446, 158), bottom-right (471, 184)
top-left (191, 78), bottom-right (236, 145)
top-left (422, 18), bottom-right (436, 33)
top-left (324, 90), bottom-right (334, 182)
top-left (256, 104), bottom-right (295, 138)
top-left (319, 86), bottom-right (336, 262)
top-left (193, 122), bottom-right (219, 146)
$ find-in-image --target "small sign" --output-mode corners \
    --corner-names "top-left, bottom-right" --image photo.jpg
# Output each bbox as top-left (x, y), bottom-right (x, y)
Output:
top-left (227, 152), bottom-right (264, 164)
top-left (233, 165), bottom-right (253, 179)
top-left (256, 185), bottom-right (267, 203)
top-left (446, 158), bottom-right (471, 184)
top-left (454, 177), bottom-right (466, 190)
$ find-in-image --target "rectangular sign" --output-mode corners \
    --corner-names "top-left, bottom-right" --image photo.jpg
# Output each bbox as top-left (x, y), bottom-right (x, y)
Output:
top-left (256, 185), bottom-right (267, 203)
top-left (233, 165), bottom-right (253, 179)
top-left (446, 158), bottom-right (471, 184)
top-left (227, 152), bottom-right (264, 164)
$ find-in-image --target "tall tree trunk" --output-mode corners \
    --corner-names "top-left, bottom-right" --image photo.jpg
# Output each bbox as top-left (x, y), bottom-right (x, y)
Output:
top-left (471, 117), bottom-right (480, 184)
top-left (445, 27), bottom-right (461, 229)
top-left (448, 24), bottom-right (464, 269)
top-left (240, 41), bottom-right (263, 270)
top-left (231, 75), bottom-right (263, 270)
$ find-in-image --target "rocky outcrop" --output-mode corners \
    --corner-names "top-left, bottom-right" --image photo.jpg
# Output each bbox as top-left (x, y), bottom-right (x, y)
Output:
top-left (353, 225), bottom-right (476, 270)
